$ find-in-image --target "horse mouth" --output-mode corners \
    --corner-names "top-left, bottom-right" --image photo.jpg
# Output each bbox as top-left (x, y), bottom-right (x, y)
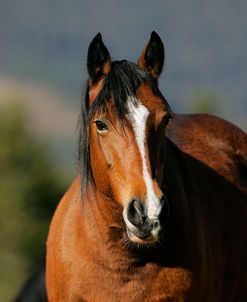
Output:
top-left (126, 226), bottom-right (160, 244)
top-left (123, 207), bottom-right (162, 245)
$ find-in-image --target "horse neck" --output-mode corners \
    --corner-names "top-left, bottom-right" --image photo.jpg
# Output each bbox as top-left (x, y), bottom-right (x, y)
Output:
top-left (163, 138), bottom-right (220, 294)
top-left (160, 138), bottom-right (205, 268)
top-left (160, 137), bottom-right (192, 209)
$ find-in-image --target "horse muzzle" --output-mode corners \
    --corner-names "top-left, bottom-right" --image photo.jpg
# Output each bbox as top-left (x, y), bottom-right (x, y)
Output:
top-left (123, 196), bottom-right (169, 244)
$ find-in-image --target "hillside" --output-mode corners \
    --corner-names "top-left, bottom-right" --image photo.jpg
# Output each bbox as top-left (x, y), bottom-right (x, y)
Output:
top-left (0, 75), bottom-right (78, 171)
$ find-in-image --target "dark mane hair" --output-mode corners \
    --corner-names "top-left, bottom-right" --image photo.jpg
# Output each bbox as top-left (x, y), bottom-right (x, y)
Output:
top-left (77, 60), bottom-right (171, 195)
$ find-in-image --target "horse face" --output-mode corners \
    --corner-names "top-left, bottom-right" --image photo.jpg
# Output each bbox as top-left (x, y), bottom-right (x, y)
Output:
top-left (87, 33), bottom-right (170, 244)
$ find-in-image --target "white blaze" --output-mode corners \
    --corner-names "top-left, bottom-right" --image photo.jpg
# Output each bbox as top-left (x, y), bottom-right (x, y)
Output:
top-left (127, 96), bottom-right (162, 219)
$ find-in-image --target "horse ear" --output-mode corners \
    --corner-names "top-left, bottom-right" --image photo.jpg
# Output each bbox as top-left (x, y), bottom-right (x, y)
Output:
top-left (138, 31), bottom-right (165, 79)
top-left (87, 33), bottom-right (111, 84)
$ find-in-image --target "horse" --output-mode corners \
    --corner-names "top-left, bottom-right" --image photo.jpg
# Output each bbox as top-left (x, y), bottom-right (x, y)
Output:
top-left (46, 32), bottom-right (247, 301)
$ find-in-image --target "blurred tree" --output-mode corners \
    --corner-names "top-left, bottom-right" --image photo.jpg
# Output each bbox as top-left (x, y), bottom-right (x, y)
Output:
top-left (0, 102), bottom-right (68, 301)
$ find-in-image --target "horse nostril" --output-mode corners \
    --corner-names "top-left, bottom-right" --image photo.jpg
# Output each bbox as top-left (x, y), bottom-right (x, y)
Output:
top-left (152, 220), bottom-right (160, 229)
top-left (127, 199), bottom-right (144, 227)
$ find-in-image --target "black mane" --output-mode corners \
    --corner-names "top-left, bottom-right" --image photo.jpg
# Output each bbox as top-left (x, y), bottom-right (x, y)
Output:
top-left (78, 60), bottom-right (171, 194)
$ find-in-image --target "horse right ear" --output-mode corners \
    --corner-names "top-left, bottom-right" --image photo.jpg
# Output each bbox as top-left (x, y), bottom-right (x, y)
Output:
top-left (87, 33), bottom-right (111, 84)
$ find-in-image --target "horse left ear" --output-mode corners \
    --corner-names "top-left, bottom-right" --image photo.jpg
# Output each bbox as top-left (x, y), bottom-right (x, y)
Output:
top-left (138, 31), bottom-right (165, 79)
top-left (87, 33), bottom-right (111, 84)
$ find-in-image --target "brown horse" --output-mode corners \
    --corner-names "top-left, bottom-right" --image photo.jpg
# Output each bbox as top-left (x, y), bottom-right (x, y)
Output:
top-left (46, 32), bottom-right (247, 301)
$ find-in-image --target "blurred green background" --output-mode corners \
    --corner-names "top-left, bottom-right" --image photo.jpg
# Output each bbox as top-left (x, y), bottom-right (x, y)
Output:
top-left (0, 101), bottom-right (70, 301)
top-left (0, 1), bottom-right (247, 301)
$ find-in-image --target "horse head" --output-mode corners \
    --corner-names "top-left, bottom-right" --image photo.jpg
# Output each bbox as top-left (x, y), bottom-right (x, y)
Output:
top-left (79, 32), bottom-right (172, 245)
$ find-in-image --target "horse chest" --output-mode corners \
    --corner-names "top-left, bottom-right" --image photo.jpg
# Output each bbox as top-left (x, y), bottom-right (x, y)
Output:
top-left (69, 260), bottom-right (192, 302)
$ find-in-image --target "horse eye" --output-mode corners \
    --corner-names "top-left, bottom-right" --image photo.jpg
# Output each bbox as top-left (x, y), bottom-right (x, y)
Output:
top-left (95, 120), bottom-right (108, 132)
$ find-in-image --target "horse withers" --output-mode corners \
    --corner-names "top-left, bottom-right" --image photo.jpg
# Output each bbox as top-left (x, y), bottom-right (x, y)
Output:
top-left (46, 32), bottom-right (247, 301)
